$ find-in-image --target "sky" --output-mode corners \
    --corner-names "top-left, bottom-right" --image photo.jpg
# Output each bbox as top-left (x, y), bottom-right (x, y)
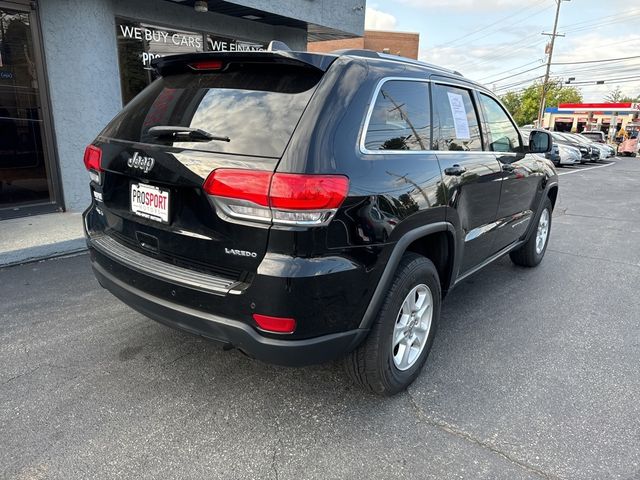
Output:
top-left (365, 0), bottom-right (640, 102)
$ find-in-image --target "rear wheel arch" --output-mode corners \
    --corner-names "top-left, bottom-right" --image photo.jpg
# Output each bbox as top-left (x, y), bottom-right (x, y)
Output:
top-left (547, 185), bottom-right (559, 210)
top-left (358, 222), bottom-right (456, 330)
top-left (405, 230), bottom-right (455, 298)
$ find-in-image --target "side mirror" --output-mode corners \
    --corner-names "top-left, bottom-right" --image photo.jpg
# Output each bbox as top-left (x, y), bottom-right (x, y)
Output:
top-left (529, 130), bottom-right (552, 154)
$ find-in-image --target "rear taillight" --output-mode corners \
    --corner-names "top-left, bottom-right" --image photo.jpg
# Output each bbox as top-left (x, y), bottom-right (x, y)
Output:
top-left (83, 145), bottom-right (102, 184)
top-left (83, 145), bottom-right (102, 171)
top-left (203, 169), bottom-right (349, 226)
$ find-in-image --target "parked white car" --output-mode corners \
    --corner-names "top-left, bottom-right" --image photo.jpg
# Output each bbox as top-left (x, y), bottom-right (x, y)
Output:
top-left (557, 144), bottom-right (581, 165)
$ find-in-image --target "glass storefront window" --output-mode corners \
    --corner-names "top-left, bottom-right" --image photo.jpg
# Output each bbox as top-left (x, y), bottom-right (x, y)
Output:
top-left (0, 6), bottom-right (53, 210)
top-left (116, 20), bottom-right (205, 104)
top-left (116, 19), bottom-right (268, 105)
top-left (206, 34), bottom-right (265, 53)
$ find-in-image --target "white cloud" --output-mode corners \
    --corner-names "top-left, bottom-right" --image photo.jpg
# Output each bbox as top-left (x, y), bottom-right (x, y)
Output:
top-left (365, 7), bottom-right (398, 31)
top-left (396, 0), bottom-right (543, 11)
top-left (551, 33), bottom-right (640, 101)
top-left (420, 32), bottom-right (640, 102)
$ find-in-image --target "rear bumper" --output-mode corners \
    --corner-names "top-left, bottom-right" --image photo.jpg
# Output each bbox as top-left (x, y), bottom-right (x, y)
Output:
top-left (83, 204), bottom-right (378, 366)
top-left (91, 258), bottom-right (367, 366)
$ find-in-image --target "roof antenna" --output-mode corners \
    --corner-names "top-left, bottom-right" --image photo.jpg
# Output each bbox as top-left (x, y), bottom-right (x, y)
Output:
top-left (267, 40), bottom-right (291, 52)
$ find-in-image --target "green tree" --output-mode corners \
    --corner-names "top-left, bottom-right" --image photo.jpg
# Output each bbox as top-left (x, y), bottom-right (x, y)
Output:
top-left (501, 91), bottom-right (521, 118)
top-left (500, 80), bottom-right (582, 127)
top-left (605, 86), bottom-right (623, 102)
top-left (604, 86), bottom-right (639, 103)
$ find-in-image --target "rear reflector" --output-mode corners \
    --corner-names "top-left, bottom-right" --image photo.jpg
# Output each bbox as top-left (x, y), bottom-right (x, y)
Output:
top-left (203, 169), bottom-right (349, 226)
top-left (189, 60), bottom-right (223, 71)
top-left (253, 314), bottom-right (296, 334)
top-left (83, 145), bottom-right (102, 172)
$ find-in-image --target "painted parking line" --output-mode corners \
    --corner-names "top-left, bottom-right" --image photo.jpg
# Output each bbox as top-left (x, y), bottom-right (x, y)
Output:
top-left (557, 161), bottom-right (616, 176)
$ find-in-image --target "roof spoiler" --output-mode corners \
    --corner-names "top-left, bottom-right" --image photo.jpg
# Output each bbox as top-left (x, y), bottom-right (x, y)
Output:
top-left (152, 50), bottom-right (338, 76)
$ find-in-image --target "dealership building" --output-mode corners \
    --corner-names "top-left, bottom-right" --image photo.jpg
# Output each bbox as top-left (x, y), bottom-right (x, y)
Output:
top-left (0, 0), bottom-right (364, 220)
top-left (542, 102), bottom-right (640, 136)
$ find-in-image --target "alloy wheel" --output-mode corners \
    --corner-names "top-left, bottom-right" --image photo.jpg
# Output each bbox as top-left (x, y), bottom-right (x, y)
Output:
top-left (392, 284), bottom-right (433, 371)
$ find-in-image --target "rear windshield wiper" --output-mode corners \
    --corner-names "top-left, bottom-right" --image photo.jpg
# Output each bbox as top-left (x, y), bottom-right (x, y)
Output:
top-left (147, 126), bottom-right (230, 142)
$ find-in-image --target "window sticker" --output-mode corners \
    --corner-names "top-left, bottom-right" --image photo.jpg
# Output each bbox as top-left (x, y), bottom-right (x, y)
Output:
top-left (447, 92), bottom-right (471, 140)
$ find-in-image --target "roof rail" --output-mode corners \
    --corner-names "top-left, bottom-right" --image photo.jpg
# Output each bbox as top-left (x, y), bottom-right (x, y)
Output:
top-left (377, 53), bottom-right (463, 76)
top-left (330, 49), bottom-right (465, 78)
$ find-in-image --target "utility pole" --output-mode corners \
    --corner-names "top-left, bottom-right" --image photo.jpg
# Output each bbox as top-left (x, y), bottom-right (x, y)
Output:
top-left (537, 0), bottom-right (569, 127)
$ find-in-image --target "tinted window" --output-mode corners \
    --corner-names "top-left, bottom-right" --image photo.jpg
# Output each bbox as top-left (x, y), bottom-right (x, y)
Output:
top-left (478, 94), bottom-right (521, 153)
top-left (432, 85), bottom-right (482, 151)
top-left (102, 64), bottom-right (322, 158)
top-left (558, 133), bottom-right (583, 145)
top-left (364, 80), bottom-right (431, 151)
top-left (581, 132), bottom-right (604, 142)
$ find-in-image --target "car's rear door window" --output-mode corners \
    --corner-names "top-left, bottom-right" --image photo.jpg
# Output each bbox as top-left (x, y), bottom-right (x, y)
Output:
top-left (101, 64), bottom-right (322, 158)
top-left (432, 84), bottom-right (482, 151)
top-left (363, 80), bottom-right (431, 152)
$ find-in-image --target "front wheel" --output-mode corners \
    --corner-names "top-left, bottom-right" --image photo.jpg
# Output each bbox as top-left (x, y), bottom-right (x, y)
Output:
top-left (509, 197), bottom-right (552, 267)
top-left (344, 253), bottom-right (441, 396)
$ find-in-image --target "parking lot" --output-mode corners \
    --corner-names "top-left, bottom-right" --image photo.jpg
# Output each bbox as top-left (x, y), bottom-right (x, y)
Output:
top-left (2, 157), bottom-right (639, 480)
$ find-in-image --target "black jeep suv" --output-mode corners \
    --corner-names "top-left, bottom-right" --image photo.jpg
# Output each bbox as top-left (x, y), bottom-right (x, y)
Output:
top-left (83, 49), bottom-right (557, 395)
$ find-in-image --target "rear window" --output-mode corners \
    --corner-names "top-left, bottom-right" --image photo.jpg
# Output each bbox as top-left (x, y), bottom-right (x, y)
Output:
top-left (101, 64), bottom-right (322, 158)
top-left (581, 132), bottom-right (604, 142)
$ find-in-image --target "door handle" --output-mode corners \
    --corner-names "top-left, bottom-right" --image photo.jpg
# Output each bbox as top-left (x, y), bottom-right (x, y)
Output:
top-left (444, 165), bottom-right (466, 176)
top-left (502, 163), bottom-right (516, 172)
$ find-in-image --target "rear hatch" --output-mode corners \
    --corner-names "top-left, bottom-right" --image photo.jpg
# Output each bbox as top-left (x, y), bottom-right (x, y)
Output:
top-left (92, 53), bottom-right (330, 280)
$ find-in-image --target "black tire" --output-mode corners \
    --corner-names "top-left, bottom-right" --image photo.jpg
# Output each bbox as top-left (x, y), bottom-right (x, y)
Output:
top-left (344, 253), bottom-right (441, 396)
top-left (509, 197), bottom-right (552, 267)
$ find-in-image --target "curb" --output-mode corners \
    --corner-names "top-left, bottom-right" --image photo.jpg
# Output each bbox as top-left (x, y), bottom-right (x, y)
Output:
top-left (0, 238), bottom-right (88, 269)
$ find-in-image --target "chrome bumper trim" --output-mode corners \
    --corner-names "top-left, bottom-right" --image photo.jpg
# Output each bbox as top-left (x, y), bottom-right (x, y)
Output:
top-left (90, 235), bottom-right (239, 295)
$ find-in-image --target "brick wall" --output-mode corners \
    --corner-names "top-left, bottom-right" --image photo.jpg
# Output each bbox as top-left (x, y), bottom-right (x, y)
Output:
top-left (363, 31), bottom-right (419, 59)
top-left (307, 37), bottom-right (365, 53)
top-left (308, 30), bottom-right (420, 59)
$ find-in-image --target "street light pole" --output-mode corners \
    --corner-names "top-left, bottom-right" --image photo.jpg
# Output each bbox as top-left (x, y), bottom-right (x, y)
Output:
top-left (537, 0), bottom-right (569, 127)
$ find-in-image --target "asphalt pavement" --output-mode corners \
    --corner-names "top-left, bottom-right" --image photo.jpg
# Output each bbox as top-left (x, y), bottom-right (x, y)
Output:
top-left (1, 157), bottom-right (639, 480)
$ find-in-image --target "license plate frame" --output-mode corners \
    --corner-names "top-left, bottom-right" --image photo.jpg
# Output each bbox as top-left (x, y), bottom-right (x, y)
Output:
top-left (130, 183), bottom-right (170, 224)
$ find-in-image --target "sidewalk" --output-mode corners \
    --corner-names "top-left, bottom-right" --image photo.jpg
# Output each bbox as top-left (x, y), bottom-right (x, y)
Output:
top-left (0, 212), bottom-right (86, 268)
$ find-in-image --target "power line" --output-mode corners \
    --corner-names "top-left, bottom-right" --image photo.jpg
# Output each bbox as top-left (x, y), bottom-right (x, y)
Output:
top-left (561, 12), bottom-right (640, 34)
top-left (435, 0), bottom-right (548, 48)
top-left (567, 75), bottom-right (640, 85)
top-left (475, 59), bottom-right (545, 82)
top-left (558, 9), bottom-right (640, 29)
top-left (552, 55), bottom-right (640, 65)
top-left (494, 74), bottom-right (640, 95)
top-left (456, 34), bottom-right (546, 70)
top-left (485, 64), bottom-right (546, 84)
top-left (448, 4), bottom-right (554, 49)
top-left (485, 56), bottom-right (640, 87)
top-left (494, 75), bottom-right (546, 92)
top-left (553, 64), bottom-right (640, 78)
